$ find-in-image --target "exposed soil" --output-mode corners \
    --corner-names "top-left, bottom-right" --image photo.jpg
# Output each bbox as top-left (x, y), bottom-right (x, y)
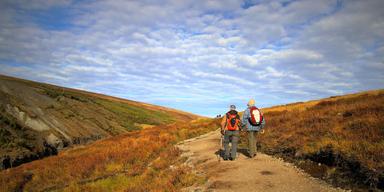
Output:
top-left (178, 130), bottom-right (347, 192)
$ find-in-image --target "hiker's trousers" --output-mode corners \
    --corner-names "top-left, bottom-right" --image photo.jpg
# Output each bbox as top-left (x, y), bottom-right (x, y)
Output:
top-left (223, 130), bottom-right (239, 159)
top-left (248, 131), bottom-right (258, 157)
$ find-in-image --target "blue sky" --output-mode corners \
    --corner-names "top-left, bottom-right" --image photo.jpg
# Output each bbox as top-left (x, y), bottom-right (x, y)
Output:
top-left (0, 0), bottom-right (383, 117)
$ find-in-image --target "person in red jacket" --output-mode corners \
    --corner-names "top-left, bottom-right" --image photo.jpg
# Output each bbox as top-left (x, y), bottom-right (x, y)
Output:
top-left (220, 105), bottom-right (241, 161)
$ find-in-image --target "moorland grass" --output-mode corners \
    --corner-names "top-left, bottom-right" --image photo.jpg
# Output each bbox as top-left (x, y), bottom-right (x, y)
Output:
top-left (256, 90), bottom-right (384, 190)
top-left (0, 118), bottom-right (220, 191)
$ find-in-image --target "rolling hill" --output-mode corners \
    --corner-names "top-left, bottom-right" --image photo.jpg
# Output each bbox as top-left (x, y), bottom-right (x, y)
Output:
top-left (0, 74), bottom-right (199, 169)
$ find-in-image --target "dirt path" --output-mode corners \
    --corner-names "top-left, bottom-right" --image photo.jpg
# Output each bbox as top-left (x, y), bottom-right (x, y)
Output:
top-left (178, 130), bottom-right (346, 192)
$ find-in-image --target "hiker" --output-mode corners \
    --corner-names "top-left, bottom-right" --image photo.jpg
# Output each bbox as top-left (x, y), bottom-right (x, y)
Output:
top-left (220, 104), bottom-right (241, 161)
top-left (241, 99), bottom-right (265, 158)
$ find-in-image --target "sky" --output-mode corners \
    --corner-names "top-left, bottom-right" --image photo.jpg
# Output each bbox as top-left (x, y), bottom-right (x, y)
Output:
top-left (0, 0), bottom-right (383, 117)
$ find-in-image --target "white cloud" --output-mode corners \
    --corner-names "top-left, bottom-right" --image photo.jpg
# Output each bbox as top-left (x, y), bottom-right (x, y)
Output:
top-left (217, 36), bottom-right (247, 47)
top-left (0, 0), bottom-right (383, 116)
top-left (271, 49), bottom-right (323, 61)
top-left (238, 55), bottom-right (259, 66)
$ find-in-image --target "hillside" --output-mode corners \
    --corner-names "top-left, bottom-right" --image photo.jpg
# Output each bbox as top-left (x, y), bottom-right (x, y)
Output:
top-left (0, 117), bottom-right (221, 191)
top-left (254, 89), bottom-right (384, 191)
top-left (0, 75), bottom-right (199, 169)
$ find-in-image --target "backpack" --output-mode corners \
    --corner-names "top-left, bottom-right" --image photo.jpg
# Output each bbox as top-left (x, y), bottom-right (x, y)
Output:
top-left (248, 106), bottom-right (263, 126)
top-left (226, 111), bottom-right (240, 131)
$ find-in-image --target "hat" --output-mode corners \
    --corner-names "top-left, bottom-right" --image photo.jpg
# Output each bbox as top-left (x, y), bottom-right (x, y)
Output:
top-left (247, 99), bottom-right (255, 106)
top-left (230, 104), bottom-right (236, 110)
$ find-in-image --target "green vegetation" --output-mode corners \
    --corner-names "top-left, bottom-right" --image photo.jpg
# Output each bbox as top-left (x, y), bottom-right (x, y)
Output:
top-left (42, 88), bottom-right (90, 103)
top-left (40, 83), bottom-right (177, 131)
top-left (0, 111), bottom-right (22, 130)
top-left (0, 128), bottom-right (12, 147)
top-left (38, 81), bottom-right (178, 132)
top-left (0, 112), bottom-right (21, 148)
top-left (95, 99), bottom-right (175, 131)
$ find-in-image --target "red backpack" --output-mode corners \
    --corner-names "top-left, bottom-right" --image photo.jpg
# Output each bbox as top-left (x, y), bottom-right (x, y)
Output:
top-left (226, 112), bottom-right (240, 131)
top-left (248, 106), bottom-right (263, 126)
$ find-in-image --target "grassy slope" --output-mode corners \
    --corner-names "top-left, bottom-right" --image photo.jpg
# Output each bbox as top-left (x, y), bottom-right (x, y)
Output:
top-left (2, 74), bottom-right (198, 127)
top-left (0, 74), bottom-right (199, 168)
top-left (255, 90), bottom-right (384, 191)
top-left (0, 118), bottom-right (221, 191)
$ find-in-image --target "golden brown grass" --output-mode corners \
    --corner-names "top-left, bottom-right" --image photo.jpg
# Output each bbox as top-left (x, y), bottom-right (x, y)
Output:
top-left (0, 118), bottom-right (220, 192)
top-left (257, 90), bottom-right (384, 190)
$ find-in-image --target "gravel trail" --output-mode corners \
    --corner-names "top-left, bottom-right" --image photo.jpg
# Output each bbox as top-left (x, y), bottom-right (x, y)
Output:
top-left (178, 130), bottom-right (346, 192)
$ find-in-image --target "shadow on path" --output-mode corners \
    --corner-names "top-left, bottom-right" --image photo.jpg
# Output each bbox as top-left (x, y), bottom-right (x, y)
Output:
top-left (214, 148), bottom-right (250, 159)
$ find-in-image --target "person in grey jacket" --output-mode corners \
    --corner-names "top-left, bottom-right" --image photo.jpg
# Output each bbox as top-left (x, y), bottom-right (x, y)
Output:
top-left (241, 99), bottom-right (265, 158)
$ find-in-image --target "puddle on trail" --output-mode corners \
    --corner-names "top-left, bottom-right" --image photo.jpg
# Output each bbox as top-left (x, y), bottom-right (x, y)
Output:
top-left (296, 160), bottom-right (329, 179)
top-left (260, 170), bottom-right (274, 175)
